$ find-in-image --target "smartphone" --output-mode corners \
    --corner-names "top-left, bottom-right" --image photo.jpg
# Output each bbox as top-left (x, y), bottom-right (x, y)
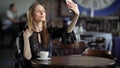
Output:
top-left (65, 0), bottom-right (73, 4)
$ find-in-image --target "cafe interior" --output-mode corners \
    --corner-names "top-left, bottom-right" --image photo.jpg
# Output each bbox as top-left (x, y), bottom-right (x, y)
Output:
top-left (0, 0), bottom-right (120, 68)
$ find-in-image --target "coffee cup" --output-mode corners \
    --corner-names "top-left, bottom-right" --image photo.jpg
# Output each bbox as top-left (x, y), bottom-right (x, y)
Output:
top-left (38, 51), bottom-right (49, 59)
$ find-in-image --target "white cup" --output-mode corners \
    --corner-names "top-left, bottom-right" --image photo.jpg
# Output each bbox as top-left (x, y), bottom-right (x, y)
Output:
top-left (38, 51), bottom-right (49, 59)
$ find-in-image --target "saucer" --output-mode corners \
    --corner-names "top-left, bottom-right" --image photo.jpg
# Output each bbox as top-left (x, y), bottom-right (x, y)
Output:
top-left (37, 57), bottom-right (51, 61)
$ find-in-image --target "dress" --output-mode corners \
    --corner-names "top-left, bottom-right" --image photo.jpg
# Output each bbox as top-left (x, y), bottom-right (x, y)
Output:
top-left (15, 26), bottom-right (76, 68)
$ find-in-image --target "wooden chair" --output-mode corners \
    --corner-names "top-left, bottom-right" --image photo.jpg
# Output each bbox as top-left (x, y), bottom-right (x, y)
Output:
top-left (52, 41), bottom-right (87, 56)
top-left (82, 48), bottom-right (114, 59)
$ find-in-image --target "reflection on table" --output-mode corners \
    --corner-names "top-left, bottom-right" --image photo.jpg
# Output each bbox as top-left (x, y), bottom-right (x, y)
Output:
top-left (31, 55), bottom-right (115, 68)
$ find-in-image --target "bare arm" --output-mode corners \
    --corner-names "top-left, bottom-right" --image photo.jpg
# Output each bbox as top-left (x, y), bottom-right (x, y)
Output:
top-left (66, 0), bottom-right (80, 33)
top-left (23, 29), bottom-right (33, 60)
top-left (23, 38), bottom-right (32, 60)
top-left (67, 14), bottom-right (79, 33)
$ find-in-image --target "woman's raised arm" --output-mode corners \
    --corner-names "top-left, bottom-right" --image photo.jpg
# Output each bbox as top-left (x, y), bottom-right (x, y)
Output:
top-left (66, 0), bottom-right (80, 33)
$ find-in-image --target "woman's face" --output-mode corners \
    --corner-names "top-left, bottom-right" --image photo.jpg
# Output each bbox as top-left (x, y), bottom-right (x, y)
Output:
top-left (33, 4), bottom-right (46, 22)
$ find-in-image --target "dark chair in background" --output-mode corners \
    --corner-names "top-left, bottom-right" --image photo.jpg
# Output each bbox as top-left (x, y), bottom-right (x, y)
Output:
top-left (88, 37), bottom-right (106, 50)
top-left (0, 23), bottom-right (20, 48)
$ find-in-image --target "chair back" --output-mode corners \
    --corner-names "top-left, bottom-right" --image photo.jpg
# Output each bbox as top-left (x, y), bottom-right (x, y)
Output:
top-left (52, 42), bottom-right (87, 56)
top-left (82, 48), bottom-right (114, 59)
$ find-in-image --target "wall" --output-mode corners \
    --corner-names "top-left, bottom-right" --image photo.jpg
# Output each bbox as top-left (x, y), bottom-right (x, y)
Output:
top-left (0, 0), bottom-right (34, 19)
top-left (76, 0), bottom-right (120, 16)
top-left (95, 0), bottom-right (120, 16)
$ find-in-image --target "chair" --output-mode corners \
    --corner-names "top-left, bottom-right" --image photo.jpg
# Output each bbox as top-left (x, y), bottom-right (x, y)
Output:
top-left (88, 37), bottom-right (106, 50)
top-left (13, 37), bottom-right (26, 68)
top-left (82, 48), bottom-right (114, 59)
top-left (0, 24), bottom-right (20, 48)
top-left (52, 41), bottom-right (87, 56)
top-left (13, 37), bottom-right (22, 68)
top-left (93, 33), bottom-right (113, 51)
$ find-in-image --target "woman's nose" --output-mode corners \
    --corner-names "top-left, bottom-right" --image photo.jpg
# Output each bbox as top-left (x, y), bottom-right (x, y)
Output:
top-left (40, 11), bottom-right (44, 15)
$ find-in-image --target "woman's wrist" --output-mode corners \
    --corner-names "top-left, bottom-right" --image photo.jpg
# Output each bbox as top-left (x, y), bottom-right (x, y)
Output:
top-left (74, 12), bottom-right (79, 17)
top-left (24, 37), bottom-right (29, 40)
top-left (73, 13), bottom-right (79, 19)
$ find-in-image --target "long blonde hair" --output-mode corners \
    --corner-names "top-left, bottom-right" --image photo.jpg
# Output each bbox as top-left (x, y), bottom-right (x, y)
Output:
top-left (27, 2), bottom-right (49, 48)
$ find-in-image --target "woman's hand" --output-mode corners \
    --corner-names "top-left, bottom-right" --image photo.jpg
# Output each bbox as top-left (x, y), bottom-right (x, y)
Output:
top-left (23, 29), bottom-right (32, 60)
top-left (66, 0), bottom-right (79, 15)
top-left (23, 29), bottom-right (33, 39)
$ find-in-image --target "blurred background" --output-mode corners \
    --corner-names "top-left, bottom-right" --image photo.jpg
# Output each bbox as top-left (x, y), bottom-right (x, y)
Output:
top-left (0, 0), bottom-right (120, 68)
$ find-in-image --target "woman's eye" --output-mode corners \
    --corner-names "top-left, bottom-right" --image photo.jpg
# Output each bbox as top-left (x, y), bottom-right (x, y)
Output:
top-left (35, 10), bottom-right (40, 12)
top-left (35, 10), bottom-right (45, 13)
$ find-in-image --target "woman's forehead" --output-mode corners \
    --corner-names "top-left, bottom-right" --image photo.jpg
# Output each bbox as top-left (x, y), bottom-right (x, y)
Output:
top-left (34, 4), bottom-right (45, 10)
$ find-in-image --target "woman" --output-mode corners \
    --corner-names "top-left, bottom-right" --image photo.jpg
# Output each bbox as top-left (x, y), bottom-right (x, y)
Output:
top-left (16, 0), bottom-right (79, 68)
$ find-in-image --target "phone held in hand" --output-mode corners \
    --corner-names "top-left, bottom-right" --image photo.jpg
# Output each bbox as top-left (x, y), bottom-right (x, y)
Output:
top-left (65, 0), bottom-right (73, 12)
top-left (65, 0), bottom-right (73, 4)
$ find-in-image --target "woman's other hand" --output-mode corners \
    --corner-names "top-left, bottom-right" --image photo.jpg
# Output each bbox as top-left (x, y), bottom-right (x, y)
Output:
top-left (23, 29), bottom-right (33, 39)
top-left (23, 29), bottom-right (32, 60)
top-left (66, 0), bottom-right (80, 15)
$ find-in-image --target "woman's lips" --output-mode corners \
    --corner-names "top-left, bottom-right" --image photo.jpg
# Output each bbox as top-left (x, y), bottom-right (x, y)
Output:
top-left (40, 16), bottom-right (44, 18)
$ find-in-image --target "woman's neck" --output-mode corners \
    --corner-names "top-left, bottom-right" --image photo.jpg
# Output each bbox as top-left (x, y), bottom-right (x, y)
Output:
top-left (34, 21), bottom-right (43, 32)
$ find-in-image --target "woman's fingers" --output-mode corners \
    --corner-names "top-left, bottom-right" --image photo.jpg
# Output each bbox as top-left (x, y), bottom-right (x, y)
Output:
top-left (66, 0), bottom-right (79, 14)
top-left (23, 29), bottom-right (33, 38)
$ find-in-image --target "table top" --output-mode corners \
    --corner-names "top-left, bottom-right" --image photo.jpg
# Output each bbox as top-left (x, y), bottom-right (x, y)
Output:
top-left (31, 55), bottom-right (115, 68)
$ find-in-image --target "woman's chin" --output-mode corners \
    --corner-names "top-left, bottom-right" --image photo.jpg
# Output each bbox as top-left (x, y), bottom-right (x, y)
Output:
top-left (37, 19), bottom-right (45, 22)
top-left (40, 19), bottom-right (45, 21)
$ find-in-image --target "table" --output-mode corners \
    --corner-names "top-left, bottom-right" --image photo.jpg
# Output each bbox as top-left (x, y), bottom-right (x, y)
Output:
top-left (31, 56), bottom-right (115, 68)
